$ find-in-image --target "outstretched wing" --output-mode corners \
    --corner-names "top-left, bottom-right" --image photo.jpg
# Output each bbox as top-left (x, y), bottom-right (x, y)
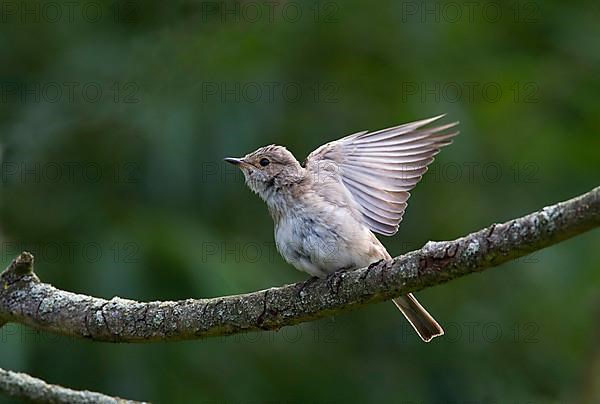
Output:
top-left (304, 115), bottom-right (459, 236)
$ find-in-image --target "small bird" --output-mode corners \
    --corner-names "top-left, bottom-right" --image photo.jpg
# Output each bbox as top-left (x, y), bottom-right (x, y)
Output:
top-left (225, 115), bottom-right (458, 342)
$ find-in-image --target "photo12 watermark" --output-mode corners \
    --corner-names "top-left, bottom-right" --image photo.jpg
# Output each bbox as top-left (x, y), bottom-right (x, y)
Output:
top-left (199, 160), bottom-right (541, 186)
top-left (1, 241), bottom-right (141, 265)
top-left (200, 81), bottom-right (339, 104)
top-left (0, 1), bottom-right (138, 24)
top-left (200, 241), bottom-right (280, 264)
top-left (1, 161), bottom-right (141, 185)
top-left (401, 81), bottom-right (539, 104)
top-left (0, 1), bottom-right (339, 25)
top-left (0, 81), bottom-right (140, 105)
top-left (0, 323), bottom-right (60, 344)
top-left (424, 161), bottom-right (540, 184)
top-left (216, 321), bottom-right (338, 345)
top-left (399, 1), bottom-right (540, 24)
top-left (400, 320), bottom-right (541, 344)
top-left (194, 1), bottom-right (340, 24)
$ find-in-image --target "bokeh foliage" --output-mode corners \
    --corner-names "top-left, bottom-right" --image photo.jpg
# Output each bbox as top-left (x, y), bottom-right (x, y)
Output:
top-left (1, 0), bottom-right (599, 403)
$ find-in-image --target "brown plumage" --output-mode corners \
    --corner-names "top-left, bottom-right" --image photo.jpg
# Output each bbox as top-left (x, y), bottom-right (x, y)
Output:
top-left (225, 115), bottom-right (458, 342)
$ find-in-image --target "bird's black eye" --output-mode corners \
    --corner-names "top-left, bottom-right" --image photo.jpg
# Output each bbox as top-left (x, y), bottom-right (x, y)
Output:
top-left (259, 158), bottom-right (270, 167)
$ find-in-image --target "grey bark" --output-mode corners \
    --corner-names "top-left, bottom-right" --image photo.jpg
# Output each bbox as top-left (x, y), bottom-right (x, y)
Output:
top-left (0, 367), bottom-right (145, 403)
top-left (1, 186), bottom-right (598, 343)
top-left (0, 186), bottom-right (598, 403)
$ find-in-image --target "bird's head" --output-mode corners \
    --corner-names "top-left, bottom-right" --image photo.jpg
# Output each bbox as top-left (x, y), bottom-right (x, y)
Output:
top-left (224, 145), bottom-right (304, 201)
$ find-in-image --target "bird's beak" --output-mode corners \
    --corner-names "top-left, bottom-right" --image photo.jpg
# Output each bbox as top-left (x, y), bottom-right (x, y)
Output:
top-left (223, 157), bottom-right (250, 168)
top-left (224, 157), bottom-right (244, 166)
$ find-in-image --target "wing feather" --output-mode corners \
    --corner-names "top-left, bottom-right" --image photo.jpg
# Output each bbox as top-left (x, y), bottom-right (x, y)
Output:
top-left (305, 115), bottom-right (459, 236)
top-left (353, 122), bottom-right (458, 145)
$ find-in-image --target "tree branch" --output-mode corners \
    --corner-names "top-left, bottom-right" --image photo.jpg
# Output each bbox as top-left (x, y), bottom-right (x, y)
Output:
top-left (0, 366), bottom-right (144, 403)
top-left (0, 187), bottom-right (598, 343)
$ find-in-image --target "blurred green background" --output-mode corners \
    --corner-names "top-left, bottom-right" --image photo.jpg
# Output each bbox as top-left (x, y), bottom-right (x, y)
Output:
top-left (1, 0), bottom-right (599, 403)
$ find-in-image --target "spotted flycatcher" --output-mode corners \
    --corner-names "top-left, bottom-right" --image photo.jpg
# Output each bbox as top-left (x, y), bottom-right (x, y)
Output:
top-left (225, 115), bottom-right (458, 342)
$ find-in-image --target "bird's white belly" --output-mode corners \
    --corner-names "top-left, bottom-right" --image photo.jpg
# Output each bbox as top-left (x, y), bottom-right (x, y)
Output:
top-left (274, 209), bottom-right (385, 278)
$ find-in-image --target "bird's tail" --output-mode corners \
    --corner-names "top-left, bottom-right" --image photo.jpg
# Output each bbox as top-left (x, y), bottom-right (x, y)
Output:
top-left (392, 294), bottom-right (444, 342)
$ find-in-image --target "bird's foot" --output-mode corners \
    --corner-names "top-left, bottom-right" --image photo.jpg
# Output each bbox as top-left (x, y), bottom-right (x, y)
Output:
top-left (331, 265), bottom-right (353, 276)
top-left (368, 259), bottom-right (384, 269)
top-left (297, 276), bottom-right (319, 297)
